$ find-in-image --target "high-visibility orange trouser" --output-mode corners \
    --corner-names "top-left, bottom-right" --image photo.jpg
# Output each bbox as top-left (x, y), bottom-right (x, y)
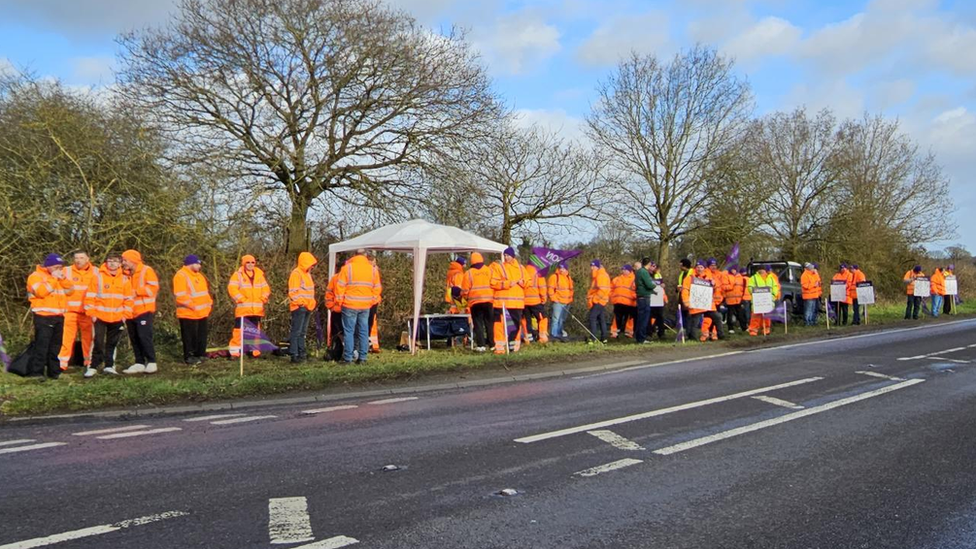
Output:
top-left (229, 317), bottom-right (262, 357)
top-left (610, 317), bottom-right (635, 338)
top-left (59, 311), bottom-right (94, 368)
top-left (748, 314), bottom-right (772, 336)
top-left (521, 305), bottom-right (549, 344)
top-left (494, 309), bottom-right (523, 354)
top-left (369, 319), bottom-right (380, 352)
top-left (701, 316), bottom-right (719, 340)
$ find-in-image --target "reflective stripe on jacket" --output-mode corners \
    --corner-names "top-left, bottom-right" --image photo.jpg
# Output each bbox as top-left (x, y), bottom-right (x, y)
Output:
top-left (174, 266), bottom-right (213, 320)
top-left (27, 266), bottom-right (72, 316)
top-left (587, 267), bottom-right (611, 307)
top-left (288, 252), bottom-right (318, 311)
top-left (490, 260), bottom-right (526, 310)
top-left (462, 266), bottom-right (494, 306)
top-left (63, 264), bottom-right (94, 313)
top-left (84, 264), bottom-right (133, 322)
top-left (336, 255), bottom-right (380, 311)
top-left (228, 267), bottom-right (270, 317)
top-left (129, 263), bottom-right (159, 316)
top-left (523, 265), bottom-right (548, 307)
top-left (610, 272), bottom-right (637, 307)
top-left (547, 272), bottom-right (574, 304)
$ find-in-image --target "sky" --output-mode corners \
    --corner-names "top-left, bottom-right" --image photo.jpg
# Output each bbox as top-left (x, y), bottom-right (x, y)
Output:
top-left (0, 0), bottom-right (973, 253)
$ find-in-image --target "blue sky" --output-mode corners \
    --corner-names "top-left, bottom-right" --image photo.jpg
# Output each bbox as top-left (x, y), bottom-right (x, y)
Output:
top-left (1, 0), bottom-right (973, 253)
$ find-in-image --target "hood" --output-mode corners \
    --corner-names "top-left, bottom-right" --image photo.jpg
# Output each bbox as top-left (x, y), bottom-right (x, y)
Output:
top-left (470, 252), bottom-right (484, 264)
top-left (122, 249), bottom-right (142, 265)
top-left (241, 254), bottom-right (256, 267)
top-left (297, 252), bottom-right (318, 271)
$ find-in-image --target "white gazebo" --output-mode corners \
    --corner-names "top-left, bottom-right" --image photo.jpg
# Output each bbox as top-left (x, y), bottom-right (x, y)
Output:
top-left (327, 219), bottom-right (507, 352)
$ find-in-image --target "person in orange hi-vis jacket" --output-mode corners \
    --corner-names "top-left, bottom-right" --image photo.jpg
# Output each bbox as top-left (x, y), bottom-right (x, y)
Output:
top-left (288, 251), bottom-right (318, 363)
top-left (27, 253), bottom-right (73, 379)
top-left (850, 264), bottom-right (867, 324)
top-left (701, 259), bottom-right (726, 341)
top-left (610, 265), bottom-right (637, 339)
top-left (174, 255), bottom-right (213, 365)
top-left (445, 256), bottom-right (466, 312)
top-left (800, 263), bottom-right (822, 326)
top-left (490, 247), bottom-right (526, 354)
top-left (324, 262), bottom-right (345, 360)
top-left (121, 249), bottom-right (159, 375)
top-left (724, 265), bottom-right (747, 334)
top-left (58, 250), bottom-right (95, 371)
top-left (904, 265), bottom-right (926, 320)
top-left (83, 252), bottom-right (134, 378)
top-left (462, 252), bottom-right (494, 352)
top-left (832, 264), bottom-right (854, 326)
top-left (930, 266), bottom-right (946, 319)
top-left (683, 261), bottom-right (724, 342)
top-left (587, 260), bottom-right (612, 343)
top-left (227, 254), bottom-right (270, 358)
top-left (522, 263), bottom-right (549, 344)
top-left (547, 262), bottom-right (574, 342)
top-left (335, 249), bottom-right (381, 364)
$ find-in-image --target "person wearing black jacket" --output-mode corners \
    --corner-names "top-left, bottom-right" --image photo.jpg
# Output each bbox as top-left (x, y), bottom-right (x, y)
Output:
top-left (634, 258), bottom-right (655, 344)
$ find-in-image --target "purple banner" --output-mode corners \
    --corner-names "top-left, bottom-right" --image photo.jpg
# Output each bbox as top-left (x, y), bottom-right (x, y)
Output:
top-left (528, 247), bottom-right (583, 277)
top-left (724, 242), bottom-right (740, 268)
top-left (241, 318), bottom-right (279, 353)
top-left (0, 331), bottom-right (9, 370)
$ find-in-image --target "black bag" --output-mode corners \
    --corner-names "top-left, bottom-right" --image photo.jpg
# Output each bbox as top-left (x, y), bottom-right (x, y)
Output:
top-left (6, 342), bottom-right (34, 377)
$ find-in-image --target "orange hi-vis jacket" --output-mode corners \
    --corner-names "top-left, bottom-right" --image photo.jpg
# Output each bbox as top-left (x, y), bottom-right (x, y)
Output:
top-left (63, 263), bottom-right (95, 314)
top-left (709, 268), bottom-right (726, 307)
top-left (445, 261), bottom-right (465, 304)
top-left (587, 267), bottom-right (612, 307)
top-left (490, 258), bottom-right (526, 310)
top-left (462, 265), bottom-right (493, 307)
top-left (325, 275), bottom-right (342, 314)
top-left (850, 269), bottom-right (866, 300)
top-left (904, 270), bottom-right (926, 295)
top-left (173, 266), bottom-right (213, 320)
top-left (724, 272), bottom-right (745, 305)
top-left (682, 270), bottom-right (716, 314)
top-left (27, 266), bottom-right (73, 316)
top-left (228, 258), bottom-right (270, 318)
top-left (84, 264), bottom-right (134, 323)
top-left (523, 265), bottom-right (548, 307)
top-left (124, 251), bottom-right (159, 317)
top-left (371, 264), bottom-right (383, 307)
top-left (336, 255), bottom-right (381, 311)
top-left (288, 252), bottom-right (318, 311)
top-left (931, 269), bottom-right (946, 296)
top-left (832, 271), bottom-right (853, 305)
top-left (610, 272), bottom-right (637, 307)
top-left (801, 270), bottom-right (823, 300)
top-left (548, 272), bottom-right (574, 304)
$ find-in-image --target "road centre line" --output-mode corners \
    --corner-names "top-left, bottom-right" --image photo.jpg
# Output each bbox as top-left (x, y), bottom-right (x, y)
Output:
top-left (97, 428), bottom-right (182, 440)
top-left (899, 346), bottom-right (971, 361)
top-left (653, 379), bottom-right (925, 456)
top-left (0, 511), bottom-right (188, 549)
top-left (587, 430), bottom-right (645, 451)
top-left (746, 318), bottom-right (976, 354)
top-left (0, 443), bottom-right (67, 456)
top-left (72, 425), bottom-right (150, 436)
top-left (514, 377), bottom-right (824, 444)
top-left (751, 396), bottom-right (804, 409)
top-left (925, 357), bottom-right (971, 364)
top-left (302, 405), bottom-right (359, 415)
top-left (269, 497), bottom-right (314, 545)
top-left (182, 414), bottom-right (246, 422)
top-left (211, 415), bottom-right (277, 425)
top-left (292, 537), bottom-right (360, 549)
top-left (0, 439), bottom-right (35, 447)
top-left (574, 458), bottom-right (644, 477)
top-left (856, 371), bottom-right (905, 382)
top-left (368, 397), bottom-right (419, 405)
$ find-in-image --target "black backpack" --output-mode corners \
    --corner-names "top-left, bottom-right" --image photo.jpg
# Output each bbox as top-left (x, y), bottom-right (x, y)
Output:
top-left (6, 342), bottom-right (34, 377)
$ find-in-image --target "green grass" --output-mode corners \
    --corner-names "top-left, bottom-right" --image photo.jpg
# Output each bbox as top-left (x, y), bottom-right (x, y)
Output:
top-left (3, 299), bottom-right (973, 417)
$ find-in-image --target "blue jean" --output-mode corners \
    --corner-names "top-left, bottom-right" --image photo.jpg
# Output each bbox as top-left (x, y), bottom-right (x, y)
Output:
top-left (932, 295), bottom-right (943, 317)
top-left (635, 297), bottom-right (651, 343)
top-left (289, 307), bottom-right (312, 360)
top-left (804, 299), bottom-right (818, 326)
top-left (341, 307), bottom-right (370, 363)
top-left (550, 303), bottom-right (569, 339)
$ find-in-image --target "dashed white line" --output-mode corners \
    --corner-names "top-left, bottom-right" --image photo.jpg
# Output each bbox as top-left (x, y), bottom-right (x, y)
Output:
top-left (899, 346), bottom-right (972, 361)
top-left (932, 347), bottom-right (967, 356)
top-left (855, 371), bottom-right (905, 382)
top-left (210, 415), bottom-right (277, 425)
top-left (587, 430), bottom-right (645, 451)
top-left (751, 395), bottom-right (804, 410)
top-left (573, 351), bottom-right (745, 379)
top-left (182, 414), bottom-right (246, 422)
top-left (574, 458), bottom-right (644, 477)
top-left (72, 425), bottom-right (150, 436)
top-left (653, 379), bottom-right (925, 456)
top-left (302, 405), bottom-right (359, 415)
top-left (292, 536), bottom-right (360, 549)
top-left (0, 439), bottom-right (36, 447)
top-left (514, 377), bottom-right (824, 444)
top-left (269, 497), bottom-right (315, 545)
top-left (97, 427), bottom-right (182, 440)
top-left (0, 511), bottom-right (188, 549)
top-left (925, 357), bottom-right (971, 364)
top-left (367, 397), bottom-right (419, 405)
top-left (0, 442), bottom-right (68, 456)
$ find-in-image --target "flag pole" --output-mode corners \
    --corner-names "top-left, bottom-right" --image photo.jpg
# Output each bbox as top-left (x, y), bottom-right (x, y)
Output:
top-left (239, 316), bottom-right (244, 378)
top-left (502, 305), bottom-right (509, 355)
top-left (784, 301), bottom-right (788, 335)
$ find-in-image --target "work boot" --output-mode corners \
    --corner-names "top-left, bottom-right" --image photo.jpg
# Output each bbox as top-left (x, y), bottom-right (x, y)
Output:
top-left (123, 363), bottom-right (146, 375)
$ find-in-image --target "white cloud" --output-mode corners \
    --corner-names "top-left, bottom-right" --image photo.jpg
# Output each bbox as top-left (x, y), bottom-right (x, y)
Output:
top-left (513, 108), bottom-right (587, 144)
top-left (784, 79), bottom-right (865, 120)
top-left (723, 16), bottom-right (801, 64)
top-left (871, 79), bottom-right (916, 110)
top-left (919, 18), bottom-right (976, 75)
top-left (472, 12), bottom-right (561, 75)
top-left (71, 57), bottom-right (115, 85)
top-left (576, 12), bottom-right (670, 67)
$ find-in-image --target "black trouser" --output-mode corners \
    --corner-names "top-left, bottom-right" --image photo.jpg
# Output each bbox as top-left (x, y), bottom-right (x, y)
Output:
top-left (494, 308), bottom-right (523, 346)
top-left (327, 310), bottom-right (344, 361)
top-left (470, 303), bottom-right (493, 348)
top-left (852, 299), bottom-right (861, 325)
top-left (524, 304), bottom-right (546, 340)
top-left (635, 297), bottom-right (651, 343)
top-left (906, 296), bottom-right (922, 320)
top-left (838, 303), bottom-right (849, 325)
top-left (690, 311), bottom-right (725, 341)
top-left (126, 312), bottom-right (156, 364)
top-left (727, 303), bottom-right (746, 332)
top-left (29, 313), bottom-right (64, 378)
top-left (944, 295), bottom-right (953, 315)
top-left (367, 305), bottom-right (377, 336)
top-left (649, 307), bottom-right (666, 339)
top-left (613, 304), bottom-right (636, 338)
top-left (92, 319), bottom-right (125, 370)
top-left (588, 304), bottom-right (608, 342)
top-left (179, 317), bottom-right (208, 362)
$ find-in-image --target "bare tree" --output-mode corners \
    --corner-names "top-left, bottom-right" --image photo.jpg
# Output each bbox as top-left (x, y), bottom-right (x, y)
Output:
top-left (586, 46), bottom-right (753, 272)
top-left (117, 0), bottom-right (500, 255)
top-left (745, 108), bottom-right (840, 258)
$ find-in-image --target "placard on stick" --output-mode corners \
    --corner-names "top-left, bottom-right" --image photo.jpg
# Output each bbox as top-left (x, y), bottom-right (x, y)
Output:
top-left (650, 282), bottom-right (665, 307)
top-left (688, 279), bottom-right (714, 311)
top-left (945, 276), bottom-right (958, 296)
top-left (856, 282), bottom-right (875, 305)
top-left (752, 287), bottom-right (774, 315)
top-left (830, 281), bottom-right (848, 303)
top-left (913, 277), bottom-right (931, 298)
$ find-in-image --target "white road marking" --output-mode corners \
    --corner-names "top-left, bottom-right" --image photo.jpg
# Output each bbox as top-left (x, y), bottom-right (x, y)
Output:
top-left (932, 347), bottom-right (967, 355)
top-left (96, 427), bottom-right (182, 440)
top-left (897, 356), bottom-right (925, 361)
top-left (210, 415), bottom-right (277, 425)
top-left (899, 346), bottom-right (972, 361)
top-left (269, 497), bottom-right (315, 545)
top-left (0, 511), bottom-right (188, 549)
top-left (72, 425), bottom-right (150, 436)
top-left (514, 377), bottom-right (824, 443)
top-left (0, 442), bottom-right (67, 456)
top-left (0, 439), bottom-right (35, 447)
top-left (587, 430), bottom-right (645, 451)
top-left (751, 395), bottom-right (804, 410)
top-left (855, 371), bottom-right (905, 382)
top-left (653, 379), bottom-right (925, 456)
top-left (292, 536), bottom-right (360, 549)
top-left (302, 405), bottom-right (359, 415)
top-left (574, 458), bottom-right (644, 477)
top-left (748, 318), bottom-right (976, 354)
top-left (182, 414), bottom-right (246, 422)
top-left (367, 397), bottom-right (419, 405)
top-left (573, 351), bottom-right (745, 379)
top-left (968, 344), bottom-right (976, 348)
top-left (925, 357), bottom-right (971, 364)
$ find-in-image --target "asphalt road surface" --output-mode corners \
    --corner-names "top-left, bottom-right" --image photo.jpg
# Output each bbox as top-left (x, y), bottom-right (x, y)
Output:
top-left (3, 318), bottom-right (976, 549)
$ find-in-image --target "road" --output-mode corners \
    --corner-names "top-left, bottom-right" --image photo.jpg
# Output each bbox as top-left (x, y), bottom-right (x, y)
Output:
top-left (2, 318), bottom-right (976, 548)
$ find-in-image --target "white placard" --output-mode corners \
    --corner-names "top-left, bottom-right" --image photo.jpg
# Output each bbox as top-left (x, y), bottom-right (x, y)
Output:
top-left (688, 279), bottom-right (714, 311)
top-left (830, 281), bottom-right (848, 303)
top-left (913, 277), bottom-right (931, 297)
top-left (650, 282), bottom-right (665, 307)
top-left (945, 276), bottom-right (958, 296)
top-left (856, 282), bottom-right (875, 305)
top-left (751, 287), bottom-right (774, 314)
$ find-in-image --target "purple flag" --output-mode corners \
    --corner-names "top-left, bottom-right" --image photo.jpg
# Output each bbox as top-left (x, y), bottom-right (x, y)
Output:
top-left (0, 331), bottom-right (9, 370)
top-left (529, 247), bottom-right (583, 277)
top-left (241, 318), bottom-right (279, 354)
top-left (676, 306), bottom-right (686, 343)
top-left (724, 243), bottom-right (740, 268)
top-left (314, 309), bottom-right (324, 347)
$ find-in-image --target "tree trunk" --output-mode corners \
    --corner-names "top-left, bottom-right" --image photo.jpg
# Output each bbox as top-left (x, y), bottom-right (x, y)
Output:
top-left (657, 239), bottom-right (671, 277)
top-left (286, 200), bottom-right (311, 256)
